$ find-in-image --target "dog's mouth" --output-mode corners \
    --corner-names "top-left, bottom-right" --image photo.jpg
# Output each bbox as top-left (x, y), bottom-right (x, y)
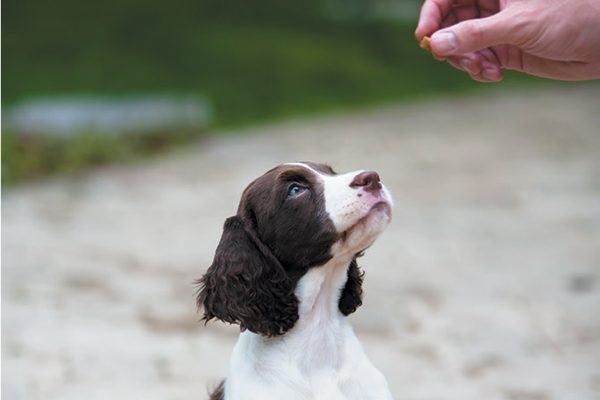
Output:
top-left (369, 201), bottom-right (392, 216)
top-left (339, 200), bottom-right (392, 242)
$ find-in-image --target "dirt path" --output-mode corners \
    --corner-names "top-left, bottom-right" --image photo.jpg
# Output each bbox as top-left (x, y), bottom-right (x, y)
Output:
top-left (3, 86), bottom-right (600, 400)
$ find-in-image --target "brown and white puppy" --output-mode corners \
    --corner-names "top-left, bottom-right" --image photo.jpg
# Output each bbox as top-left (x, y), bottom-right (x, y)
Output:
top-left (197, 162), bottom-right (393, 400)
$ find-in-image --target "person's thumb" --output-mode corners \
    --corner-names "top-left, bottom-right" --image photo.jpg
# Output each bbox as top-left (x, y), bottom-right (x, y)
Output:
top-left (430, 12), bottom-right (516, 57)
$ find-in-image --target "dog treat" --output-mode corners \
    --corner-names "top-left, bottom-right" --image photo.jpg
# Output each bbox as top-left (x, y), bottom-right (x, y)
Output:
top-left (420, 36), bottom-right (432, 52)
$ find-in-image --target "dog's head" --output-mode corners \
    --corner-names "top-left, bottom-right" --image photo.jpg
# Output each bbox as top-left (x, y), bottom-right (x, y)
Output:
top-left (196, 162), bottom-right (392, 337)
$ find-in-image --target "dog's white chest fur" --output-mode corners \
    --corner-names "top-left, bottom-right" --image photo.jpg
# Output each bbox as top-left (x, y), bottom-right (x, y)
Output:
top-left (223, 259), bottom-right (393, 400)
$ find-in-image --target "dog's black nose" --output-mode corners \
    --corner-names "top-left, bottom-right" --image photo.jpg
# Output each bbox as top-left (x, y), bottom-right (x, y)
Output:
top-left (350, 171), bottom-right (381, 193)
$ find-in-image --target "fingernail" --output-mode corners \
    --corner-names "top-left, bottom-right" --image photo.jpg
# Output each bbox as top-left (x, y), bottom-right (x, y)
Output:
top-left (482, 61), bottom-right (499, 80)
top-left (459, 58), bottom-right (472, 72)
top-left (432, 32), bottom-right (457, 55)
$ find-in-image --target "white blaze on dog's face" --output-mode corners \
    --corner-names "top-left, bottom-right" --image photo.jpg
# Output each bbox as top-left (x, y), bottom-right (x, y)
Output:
top-left (286, 162), bottom-right (393, 257)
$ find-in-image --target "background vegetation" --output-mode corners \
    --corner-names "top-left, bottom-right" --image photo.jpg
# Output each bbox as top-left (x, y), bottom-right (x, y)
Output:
top-left (2, 0), bottom-right (546, 184)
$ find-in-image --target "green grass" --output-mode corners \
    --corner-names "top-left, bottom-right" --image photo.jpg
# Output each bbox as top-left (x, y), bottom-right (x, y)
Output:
top-left (3, 20), bottom-right (481, 126)
top-left (1, 129), bottom-right (203, 185)
top-left (2, 0), bottom-right (549, 184)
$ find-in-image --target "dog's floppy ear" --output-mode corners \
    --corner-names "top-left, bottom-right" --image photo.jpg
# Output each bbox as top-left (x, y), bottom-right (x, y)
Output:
top-left (338, 258), bottom-right (364, 316)
top-left (196, 216), bottom-right (299, 337)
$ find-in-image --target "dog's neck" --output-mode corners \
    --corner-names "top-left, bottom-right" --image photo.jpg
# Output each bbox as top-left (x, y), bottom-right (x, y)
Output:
top-left (235, 255), bottom-right (355, 373)
top-left (294, 255), bottom-right (352, 322)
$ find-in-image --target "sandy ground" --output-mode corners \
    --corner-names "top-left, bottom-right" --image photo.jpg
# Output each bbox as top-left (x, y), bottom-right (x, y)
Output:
top-left (3, 86), bottom-right (600, 400)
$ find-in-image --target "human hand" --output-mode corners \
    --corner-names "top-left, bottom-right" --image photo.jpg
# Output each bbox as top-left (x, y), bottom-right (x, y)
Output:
top-left (415, 0), bottom-right (600, 82)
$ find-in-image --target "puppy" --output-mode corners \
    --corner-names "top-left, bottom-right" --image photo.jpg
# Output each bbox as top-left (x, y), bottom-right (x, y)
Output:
top-left (197, 162), bottom-right (393, 400)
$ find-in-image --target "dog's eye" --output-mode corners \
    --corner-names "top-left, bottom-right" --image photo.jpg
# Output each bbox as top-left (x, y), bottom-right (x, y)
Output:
top-left (287, 184), bottom-right (307, 197)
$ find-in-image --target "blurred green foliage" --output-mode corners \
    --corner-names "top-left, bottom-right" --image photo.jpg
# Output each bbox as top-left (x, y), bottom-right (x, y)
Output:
top-left (2, 0), bottom-right (545, 184)
top-left (2, 0), bottom-right (483, 125)
top-left (1, 130), bottom-right (200, 184)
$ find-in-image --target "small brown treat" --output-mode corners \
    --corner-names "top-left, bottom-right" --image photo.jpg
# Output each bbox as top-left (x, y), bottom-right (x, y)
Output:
top-left (420, 36), bottom-right (432, 52)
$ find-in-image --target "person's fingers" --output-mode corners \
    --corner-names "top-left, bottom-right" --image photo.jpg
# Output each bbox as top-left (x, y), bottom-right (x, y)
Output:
top-left (519, 54), bottom-right (600, 81)
top-left (430, 9), bottom-right (518, 57)
top-left (444, 57), bottom-right (494, 82)
top-left (438, 3), bottom-right (481, 30)
top-left (478, 47), bottom-right (504, 81)
top-left (479, 47), bottom-right (502, 68)
top-left (479, 60), bottom-right (504, 81)
top-left (452, 4), bottom-right (479, 21)
top-left (415, 0), bottom-right (455, 40)
top-left (439, 12), bottom-right (458, 30)
top-left (446, 57), bottom-right (464, 71)
top-left (447, 53), bottom-right (483, 76)
top-left (476, 0), bottom-right (500, 17)
top-left (446, 51), bottom-right (503, 82)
